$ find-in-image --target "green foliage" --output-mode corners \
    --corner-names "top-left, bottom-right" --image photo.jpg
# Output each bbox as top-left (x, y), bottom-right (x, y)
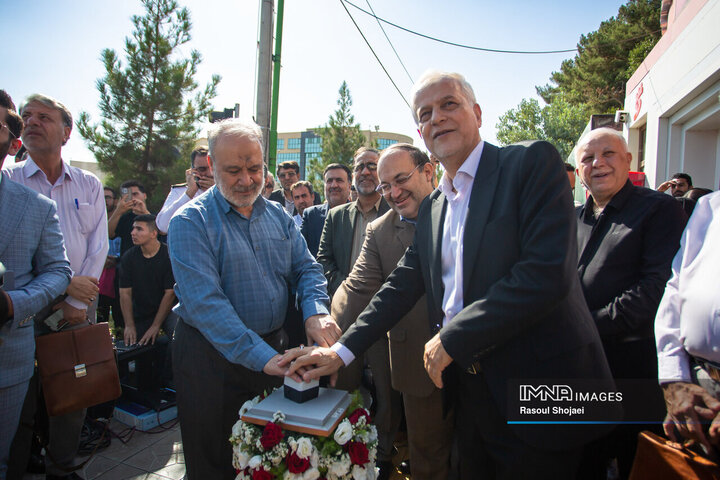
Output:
top-left (76, 0), bottom-right (220, 210)
top-left (310, 82), bottom-right (367, 194)
top-left (496, 97), bottom-right (590, 159)
top-left (537, 0), bottom-right (661, 113)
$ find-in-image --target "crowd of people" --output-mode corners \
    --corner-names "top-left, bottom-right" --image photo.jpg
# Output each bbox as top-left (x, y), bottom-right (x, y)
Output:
top-left (1, 68), bottom-right (719, 480)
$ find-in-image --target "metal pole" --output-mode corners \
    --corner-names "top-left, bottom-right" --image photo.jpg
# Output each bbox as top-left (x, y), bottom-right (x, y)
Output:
top-left (256, 0), bottom-right (274, 165)
top-left (268, 0), bottom-right (285, 176)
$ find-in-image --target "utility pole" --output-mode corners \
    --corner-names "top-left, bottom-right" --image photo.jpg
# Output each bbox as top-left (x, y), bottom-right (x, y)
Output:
top-left (256, 0), bottom-right (274, 165)
top-left (268, 0), bottom-right (285, 175)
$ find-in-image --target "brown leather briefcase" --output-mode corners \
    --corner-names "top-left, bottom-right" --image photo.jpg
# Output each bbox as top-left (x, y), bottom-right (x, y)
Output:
top-left (629, 431), bottom-right (720, 480)
top-left (36, 322), bottom-right (122, 416)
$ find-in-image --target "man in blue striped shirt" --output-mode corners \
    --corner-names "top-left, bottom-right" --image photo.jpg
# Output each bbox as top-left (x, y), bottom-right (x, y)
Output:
top-left (168, 118), bottom-right (340, 480)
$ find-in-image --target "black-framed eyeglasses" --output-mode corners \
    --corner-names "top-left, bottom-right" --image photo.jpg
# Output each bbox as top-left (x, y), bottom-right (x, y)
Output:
top-left (0, 122), bottom-right (17, 140)
top-left (376, 163), bottom-right (424, 194)
top-left (354, 162), bottom-right (377, 173)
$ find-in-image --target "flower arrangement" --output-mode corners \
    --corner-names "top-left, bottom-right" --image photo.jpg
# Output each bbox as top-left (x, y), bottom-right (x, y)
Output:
top-left (230, 390), bottom-right (378, 480)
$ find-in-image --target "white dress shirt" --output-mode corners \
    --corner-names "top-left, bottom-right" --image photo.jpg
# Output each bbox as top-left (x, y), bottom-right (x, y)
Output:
top-left (656, 191), bottom-right (720, 383)
top-left (437, 141), bottom-right (484, 327)
top-left (331, 141), bottom-right (484, 366)
top-left (155, 185), bottom-right (206, 234)
top-left (3, 157), bottom-right (108, 312)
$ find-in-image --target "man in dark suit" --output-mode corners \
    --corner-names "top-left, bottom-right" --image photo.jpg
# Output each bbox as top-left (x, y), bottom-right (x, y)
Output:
top-left (268, 160), bottom-right (320, 215)
top-left (301, 163), bottom-right (352, 257)
top-left (282, 71), bottom-right (617, 479)
top-left (574, 128), bottom-right (687, 478)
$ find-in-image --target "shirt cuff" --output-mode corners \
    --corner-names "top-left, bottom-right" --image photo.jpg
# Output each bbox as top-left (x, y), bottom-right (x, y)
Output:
top-left (65, 295), bottom-right (88, 311)
top-left (658, 351), bottom-right (692, 384)
top-left (331, 343), bottom-right (354, 366)
top-left (301, 302), bottom-right (330, 321)
top-left (246, 340), bottom-right (281, 372)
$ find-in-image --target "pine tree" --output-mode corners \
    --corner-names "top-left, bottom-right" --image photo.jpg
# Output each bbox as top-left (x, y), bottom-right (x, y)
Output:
top-left (309, 82), bottom-right (367, 193)
top-left (76, 0), bottom-right (220, 209)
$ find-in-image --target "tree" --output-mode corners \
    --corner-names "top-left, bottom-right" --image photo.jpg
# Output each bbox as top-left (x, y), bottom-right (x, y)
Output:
top-left (537, 0), bottom-right (661, 113)
top-left (496, 0), bottom-right (660, 158)
top-left (496, 98), bottom-right (589, 159)
top-left (309, 82), bottom-right (367, 193)
top-left (77, 0), bottom-right (220, 209)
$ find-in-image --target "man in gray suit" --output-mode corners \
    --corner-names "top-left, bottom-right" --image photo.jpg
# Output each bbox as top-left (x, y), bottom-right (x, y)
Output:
top-left (0, 96), bottom-right (72, 480)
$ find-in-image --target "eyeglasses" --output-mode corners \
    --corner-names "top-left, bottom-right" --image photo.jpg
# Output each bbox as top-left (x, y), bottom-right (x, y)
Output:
top-left (376, 163), bottom-right (424, 194)
top-left (0, 122), bottom-right (17, 140)
top-left (354, 162), bottom-right (377, 173)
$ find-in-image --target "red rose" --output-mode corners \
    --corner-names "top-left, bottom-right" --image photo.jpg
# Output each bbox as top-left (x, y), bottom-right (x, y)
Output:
top-left (260, 422), bottom-right (284, 449)
top-left (347, 408), bottom-right (371, 425)
top-left (347, 441), bottom-right (369, 465)
top-left (286, 452), bottom-right (310, 473)
top-left (252, 468), bottom-right (273, 480)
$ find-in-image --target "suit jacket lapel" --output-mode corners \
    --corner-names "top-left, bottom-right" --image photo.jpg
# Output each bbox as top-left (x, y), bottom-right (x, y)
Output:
top-left (0, 179), bottom-right (28, 258)
top-left (393, 214), bottom-right (414, 249)
top-left (462, 143), bottom-right (501, 293)
top-left (429, 193), bottom-right (447, 303)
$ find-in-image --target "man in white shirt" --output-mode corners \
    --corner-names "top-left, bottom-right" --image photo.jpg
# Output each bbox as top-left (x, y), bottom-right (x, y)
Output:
top-left (155, 146), bottom-right (214, 234)
top-left (4, 94), bottom-right (108, 480)
top-left (656, 191), bottom-right (720, 452)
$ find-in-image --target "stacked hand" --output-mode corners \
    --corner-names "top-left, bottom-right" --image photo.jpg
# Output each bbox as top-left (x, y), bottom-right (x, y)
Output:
top-left (66, 275), bottom-right (99, 305)
top-left (278, 346), bottom-right (343, 386)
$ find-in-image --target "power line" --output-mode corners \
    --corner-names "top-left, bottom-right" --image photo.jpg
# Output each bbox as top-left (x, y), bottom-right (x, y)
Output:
top-left (342, 0), bottom-right (578, 55)
top-left (364, 0), bottom-right (414, 84)
top-left (338, 0), bottom-right (413, 112)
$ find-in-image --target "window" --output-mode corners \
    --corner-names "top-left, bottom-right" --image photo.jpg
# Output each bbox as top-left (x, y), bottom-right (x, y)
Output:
top-left (278, 152), bottom-right (301, 162)
top-left (287, 138), bottom-right (301, 150)
top-left (276, 138), bottom-right (284, 150)
top-left (377, 138), bottom-right (398, 150)
top-left (305, 136), bottom-right (322, 153)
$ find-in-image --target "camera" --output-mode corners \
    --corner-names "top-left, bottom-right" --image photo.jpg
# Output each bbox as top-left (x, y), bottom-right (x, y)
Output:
top-left (121, 187), bottom-right (129, 198)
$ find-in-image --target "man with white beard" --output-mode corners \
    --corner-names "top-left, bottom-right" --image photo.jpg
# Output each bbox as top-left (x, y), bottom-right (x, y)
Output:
top-left (167, 118), bottom-right (341, 480)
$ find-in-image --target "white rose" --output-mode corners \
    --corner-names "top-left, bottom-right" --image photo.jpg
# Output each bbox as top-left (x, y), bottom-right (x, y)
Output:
top-left (232, 420), bottom-right (243, 437)
top-left (366, 466), bottom-right (378, 480)
top-left (239, 400), bottom-right (255, 416)
top-left (333, 420), bottom-right (353, 445)
top-left (328, 454), bottom-right (351, 477)
top-left (296, 437), bottom-right (313, 459)
top-left (303, 467), bottom-right (321, 480)
top-left (352, 464), bottom-right (368, 480)
top-left (248, 455), bottom-right (263, 469)
top-left (235, 449), bottom-right (250, 469)
top-left (310, 450), bottom-right (319, 468)
top-left (367, 426), bottom-right (377, 443)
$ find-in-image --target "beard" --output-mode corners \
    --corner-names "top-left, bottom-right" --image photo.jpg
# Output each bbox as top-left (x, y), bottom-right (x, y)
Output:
top-left (217, 179), bottom-right (263, 210)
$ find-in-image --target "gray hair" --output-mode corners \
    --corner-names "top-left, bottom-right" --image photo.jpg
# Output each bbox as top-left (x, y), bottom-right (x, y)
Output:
top-left (207, 118), bottom-right (264, 159)
top-left (20, 94), bottom-right (73, 130)
top-left (410, 70), bottom-right (477, 123)
top-left (576, 127), bottom-right (629, 160)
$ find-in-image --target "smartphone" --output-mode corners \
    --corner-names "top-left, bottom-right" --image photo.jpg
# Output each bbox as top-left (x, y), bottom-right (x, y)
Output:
top-left (121, 187), bottom-right (129, 200)
top-left (44, 309), bottom-right (67, 332)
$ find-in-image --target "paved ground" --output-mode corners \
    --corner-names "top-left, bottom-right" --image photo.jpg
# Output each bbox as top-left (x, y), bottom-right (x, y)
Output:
top-left (22, 418), bottom-right (409, 480)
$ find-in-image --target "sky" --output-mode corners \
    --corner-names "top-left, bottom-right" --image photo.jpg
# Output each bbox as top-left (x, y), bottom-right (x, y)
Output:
top-left (3, 0), bottom-right (628, 164)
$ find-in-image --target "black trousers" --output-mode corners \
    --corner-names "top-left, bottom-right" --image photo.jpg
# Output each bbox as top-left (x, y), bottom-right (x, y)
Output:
top-left (173, 319), bottom-right (284, 480)
top-left (453, 366), bottom-right (581, 480)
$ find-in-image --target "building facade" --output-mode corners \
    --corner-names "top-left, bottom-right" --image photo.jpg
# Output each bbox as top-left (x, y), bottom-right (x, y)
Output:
top-left (623, 0), bottom-right (720, 190)
top-left (275, 129), bottom-right (413, 177)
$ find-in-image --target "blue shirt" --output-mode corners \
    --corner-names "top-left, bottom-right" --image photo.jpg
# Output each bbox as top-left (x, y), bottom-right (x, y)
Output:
top-left (168, 187), bottom-right (330, 371)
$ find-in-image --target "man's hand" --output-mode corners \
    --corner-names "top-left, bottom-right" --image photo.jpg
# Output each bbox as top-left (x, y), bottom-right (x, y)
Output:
top-left (424, 333), bottom-right (453, 388)
top-left (132, 198), bottom-right (150, 215)
top-left (278, 346), bottom-right (343, 385)
top-left (263, 353), bottom-right (290, 377)
top-left (124, 324), bottom-right (137, 345)
top-left (66, 276), bottom-right (99, 305)
top-left (657, 180), bottom-right (676, 193)
top-left (138, 324), bottom-right (160, 345)
top-left (53, 301), bottom-right (87, 325)
top-left (196, 175), bottom-right (214, 190)
top-left (185, 168), bottom-right (199, 197)
top-left (662, 381), bottom-right (720, 451)
top-left (304, 314), bottom-right (341, 347)
top-left (116, 195), bottom-right (134, 215)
